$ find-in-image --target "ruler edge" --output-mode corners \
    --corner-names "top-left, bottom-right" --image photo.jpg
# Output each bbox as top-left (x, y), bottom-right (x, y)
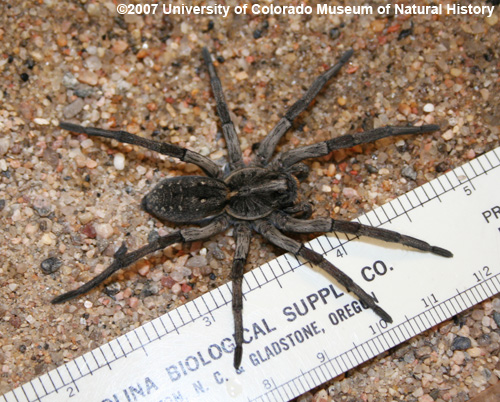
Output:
top-left (3, 146), bottom-right (500, 401)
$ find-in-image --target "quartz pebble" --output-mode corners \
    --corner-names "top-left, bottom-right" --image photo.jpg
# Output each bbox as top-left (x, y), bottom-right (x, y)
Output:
top-left (114, 153), bottom-right (125, 170)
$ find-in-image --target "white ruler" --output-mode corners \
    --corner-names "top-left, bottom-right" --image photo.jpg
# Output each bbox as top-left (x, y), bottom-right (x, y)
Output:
top-left (4, 147), bottom-right (500, 402)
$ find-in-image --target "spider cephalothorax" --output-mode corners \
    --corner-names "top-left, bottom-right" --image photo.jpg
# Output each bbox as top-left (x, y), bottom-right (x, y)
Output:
top-left (53, 47), bottom-right (452, 369)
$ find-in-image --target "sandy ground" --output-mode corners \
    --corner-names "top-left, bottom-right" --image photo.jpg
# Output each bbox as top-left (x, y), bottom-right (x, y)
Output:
top-left (1, 0), bottom-right (499, 401)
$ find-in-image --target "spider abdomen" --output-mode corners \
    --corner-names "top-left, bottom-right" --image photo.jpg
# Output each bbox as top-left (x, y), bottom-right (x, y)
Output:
top-left (224, 167), bottom-right (298, 220)
top-left (141, 176), bottom-right (228, 223)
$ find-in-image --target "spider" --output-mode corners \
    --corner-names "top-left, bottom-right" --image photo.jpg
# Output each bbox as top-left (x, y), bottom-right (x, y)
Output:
top-left (53, 47), bottom-right (452, 369)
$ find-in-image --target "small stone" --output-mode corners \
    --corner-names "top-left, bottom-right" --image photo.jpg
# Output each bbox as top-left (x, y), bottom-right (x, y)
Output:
top-left (84, 55), bottom-right (102, 71)
top-left (33, 118), bottom-right (50, 125)
top-left (441, 130), bottom-right (454, 141)
top-left (0, 138), bottom-right (10, 156)
top-left (113, 153), bottom-right (125, 170)
top-left (465, 149), bottom-right (476, 159)
top-left (161, 276), bottom-right (176, 289)
top-left (172, 283), bottom-right (182, 295)
top-left (451, 335), bottom-right (471, 351)
top-left (95, 223), bottom-right (114, 239)
top-left (423, 103), bottom-right (435, 113)
top-left (486, 13), bottom-right (498, 26)
top-left (401, 165), bottom-right (417, 181)
top-left (84, 300), bottom-right (93, 308)
top-left (235, 71), bottom-right (248, 80)
top-left (86, 159), bottom-right (98, 169)
top-left (312, 389), bottom-right (328, 402)
top-left (371, 19), bottom-right (386, 33)
top-left (77, 70), bottom-right (98, 86)
top-left (41, 233), bottom-right (54, 245)
top-left (342, 187), bottom-right (359, 198)
top-left (40, 257), bottom-right (62, 274)
top-left (492, 311), bottom-right (500, 327)
top-left (104, 282), bottom-right (121, 296)
top-left (128, 297), bottom-right (139, 309)
top-left (186, 255), bottom-right (207, 268)
top-left (63, 98), bottom-right (85, 119)
top-left (468, 347), bottom-right (482, 357)
top-left (112, 40), bottom-right (128, 55)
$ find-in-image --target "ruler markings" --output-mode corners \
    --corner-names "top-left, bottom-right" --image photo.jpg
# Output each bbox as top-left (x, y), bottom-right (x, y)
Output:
top-left (18, 386), bottom-right (30, 402)
top-left (4, 148), bottom-right (500, 401)
top-left (33, 378), bottom-right (47, 399)
top-left (380, 204), bottom-right (392, 223)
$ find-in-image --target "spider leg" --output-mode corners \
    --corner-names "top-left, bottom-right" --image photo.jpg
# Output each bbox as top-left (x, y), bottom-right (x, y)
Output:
top-left (273, 124), bottom-right (440, 169)
top-left (202, 48), bottom-right (243, 170)
top-left (231, 222), bottom-right (251, 369)
top-left (254, 49), bottom-right (354, 166)
top-left (52, 215), bottom-right (229, 304)
top-left (282, 202), bottom-right (313, 219)
top-left (270, 212), bottom-right (453, 257)
top-left (254, 219), bottom-right (392, 323)
top-left (59, 122), bottom-right (222, 178)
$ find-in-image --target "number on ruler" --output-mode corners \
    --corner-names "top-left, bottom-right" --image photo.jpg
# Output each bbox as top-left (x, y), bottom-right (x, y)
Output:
top-left (421, 293), bottom-right (438, 308)
top-left (66, 386), bottom-right (76, 398)
top-left (369, 318), bottom-right (389, 336)
top-left (263, 378), bottom-right (273, 390)
top-left (463, 185), bottom-right (474, 196)
top-left (317, 351), bottom-right (326, 363)
top-left (473, 266), bottom-right (492, 283)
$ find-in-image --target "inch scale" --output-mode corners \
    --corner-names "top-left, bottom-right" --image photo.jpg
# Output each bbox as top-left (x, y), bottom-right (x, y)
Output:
top-left (4, 146), bottom-right (500, 402)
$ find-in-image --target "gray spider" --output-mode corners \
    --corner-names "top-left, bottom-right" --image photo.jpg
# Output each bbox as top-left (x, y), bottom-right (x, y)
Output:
top-left (52, 48), bottom-right (452, 369)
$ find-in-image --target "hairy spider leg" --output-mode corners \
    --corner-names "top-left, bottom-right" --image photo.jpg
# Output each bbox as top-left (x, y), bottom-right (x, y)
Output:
top-left (274, 124), bottom-right (440, 169)
top-left (254, 220), bottom-right (393, 323)
top-left (51, 216), bottom-right (229, 304)
top-left (231, 223), bottom-right (251, 369)
top-left (270, 212), bottom-right (453, 258)
top-left (58, 122), bottom-right (222, 179)
top-left (202, 47), bottom-right (243, 170)
top-left (254, 49), bottom-right (354, 166)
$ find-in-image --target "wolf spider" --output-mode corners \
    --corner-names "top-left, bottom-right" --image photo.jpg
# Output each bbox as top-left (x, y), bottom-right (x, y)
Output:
top-left (53, 47), bottom-right (452, 369)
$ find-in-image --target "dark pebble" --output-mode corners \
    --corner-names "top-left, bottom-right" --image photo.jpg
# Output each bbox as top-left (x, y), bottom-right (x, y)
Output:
top-left (401, 165), bottom-right (417, 181)
top-left (40, 257), bottom-right (62, 274)
top-left (365, 163), bottom-right (378, 174)
top-left (451, 335), bottom-right (471, 351)
top-left (329, 27), bottom-right (340, 40)
top-left (477, 334), bottom-right (491, 347)
top-left (493, 311), bottom-right (500, 327)
top-left (20, 72), bottom-right (29, 82)
top-left (104, 282), bottom-right (121, 296)
top-left (147, 229), bottom-right (160, 243)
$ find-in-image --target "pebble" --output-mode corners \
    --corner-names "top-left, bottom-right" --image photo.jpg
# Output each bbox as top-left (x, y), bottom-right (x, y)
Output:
top-left (0, 138), bottom-right (10, 156)
top-left (77, 70), bottom-right (98, 86)
top-left (342, 187), bottom-right (359, 198)
top-left (63, 98), bottom-right (85, 119)
top-left (423, 103), bottom-right (435, 113)
top-left (40, 257), bottom-right (62, 274)
top-left (94, 223), bottom-right (114, 239)
top-left (401, 166), bottom-right (417, 181)
top-left (452, 336), bottom-right (472, 351)
top-left (113, 153), bottom-right (125, 170)
top-left (33, 118), bottom-right (49, 125)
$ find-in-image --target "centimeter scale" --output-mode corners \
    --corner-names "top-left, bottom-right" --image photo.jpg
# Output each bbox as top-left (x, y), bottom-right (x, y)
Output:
top-left (4, 146), bottom-right (500, 402)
